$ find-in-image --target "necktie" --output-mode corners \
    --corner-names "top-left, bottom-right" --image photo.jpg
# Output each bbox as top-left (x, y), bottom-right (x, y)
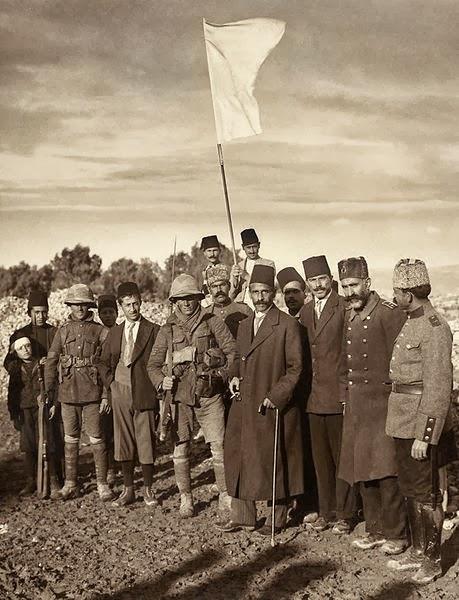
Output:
top-left (124, 323), bottom-right (135, 366)
top-left (254, 314), bottom-right (264, 336)
top-left (315, 299), bottom-right (323, 320)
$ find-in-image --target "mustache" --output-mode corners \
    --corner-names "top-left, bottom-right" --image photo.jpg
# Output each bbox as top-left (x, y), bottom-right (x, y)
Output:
top-left (345, 294), bottom-right (363, 303)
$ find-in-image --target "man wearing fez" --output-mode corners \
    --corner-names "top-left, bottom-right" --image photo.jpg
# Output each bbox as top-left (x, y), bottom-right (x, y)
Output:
top-left (386, 259), bottom-right (455, 584)
top-left (206, 264), bottom-right (252, 339)
top-left (230, 228), bottom-right (275, 307)
top-left (4, 290), bottom-right (57, 372)
top-left (99, 283), bottom-right (160, 508)
top-left (218, 264), bottom-right (304, 535)
top-left (338, 257), bottom-right (408, 554)
top-left (277, 266), bottom-right (318, 524)
top-left (97, 294), bottom-right (118, 485)
top-left (299, 256), bottom-right (354, 534)
top-left (44, 284), bottom-right (113, 502)
top-left (148, 274), bottom-right (235, 518)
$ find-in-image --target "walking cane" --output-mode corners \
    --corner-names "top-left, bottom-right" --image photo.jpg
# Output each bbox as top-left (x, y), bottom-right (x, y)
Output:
top-left (271, 407), bottom-right (280, 547)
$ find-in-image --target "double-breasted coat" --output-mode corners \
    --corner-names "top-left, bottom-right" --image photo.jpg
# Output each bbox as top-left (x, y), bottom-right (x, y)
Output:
top-left (224, 305), bottom-right (304, 501)
top-left (338, 292), bottom-right (406, 485)
top-left (299, 289), bottom-right (346, 414)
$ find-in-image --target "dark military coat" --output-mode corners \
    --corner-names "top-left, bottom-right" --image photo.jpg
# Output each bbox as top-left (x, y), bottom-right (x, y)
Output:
top-left (299, 289), bottom-right (346, 414)
top-left (386, 302), bottom-right (453, 445)
top-left (338, 292), bottom-right (406, 484)
top-left (44, 315), bottom-right (108, 404)
top-left (207, 300), bottom-right (252, 339)
top-left (224, 305), bottom-right (304, 501)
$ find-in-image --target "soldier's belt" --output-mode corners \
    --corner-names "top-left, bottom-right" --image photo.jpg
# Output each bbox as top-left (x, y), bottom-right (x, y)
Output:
top-left (391, 383), bottom-right (423, 395)
top-left (61, 355), bottom-right (95, 367)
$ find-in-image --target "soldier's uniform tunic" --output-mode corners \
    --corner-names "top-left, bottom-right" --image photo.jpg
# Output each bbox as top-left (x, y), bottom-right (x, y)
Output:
top-left (206, 300), bottom-right (252, 339)
top-left (386, 302), bottom-right (454, 502)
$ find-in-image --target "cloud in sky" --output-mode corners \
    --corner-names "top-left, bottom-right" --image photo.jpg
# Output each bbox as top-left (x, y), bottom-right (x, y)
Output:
top-left (0, 0), bottom-right (458, 271)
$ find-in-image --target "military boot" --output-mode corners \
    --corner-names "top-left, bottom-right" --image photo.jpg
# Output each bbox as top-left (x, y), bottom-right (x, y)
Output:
top-left (411, 504), bottom-right (443, 584)
top-left (388, 498), bottom-right (424, 571)
top-left (92, 442), bottom-right (114, 502)
top-left (58, 443), bottom-right (80, 500)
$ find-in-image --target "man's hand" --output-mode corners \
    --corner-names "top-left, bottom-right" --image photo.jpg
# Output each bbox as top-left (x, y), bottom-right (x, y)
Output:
top-left (411, 439), bottom-right (429, 460)
top-left (229, 377), bottom-right (240, 395)
top-left (162, 376), bottom-right (175, 391)
top-left (49, 405), bottom-right (56, 420)
top-left (100, 397), bottom-right (111, 414)
top-left (230, 265), bottom-right (242, 285)
top-left (262, 398), bottom-right (276, 410)
top-left (39, 357), bottom-right (47, 366)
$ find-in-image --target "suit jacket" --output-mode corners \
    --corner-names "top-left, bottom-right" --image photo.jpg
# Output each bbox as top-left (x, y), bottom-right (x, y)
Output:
top-left (299, 289), bottom-right (346, 414)
top-left (98, 317), bottom-right (160, 411)
top-left (225, 305), bottom-right (304, 501)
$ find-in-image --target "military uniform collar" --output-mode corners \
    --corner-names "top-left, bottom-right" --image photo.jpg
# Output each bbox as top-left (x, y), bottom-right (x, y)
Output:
top-left (68, 313), bottom-right (94, 323)
top-left (212, 298), bottom-right (232, 309)
top-left (407, 306), bottom-right (424, 319)
top-left (349, 290), bottom-right (379, 321)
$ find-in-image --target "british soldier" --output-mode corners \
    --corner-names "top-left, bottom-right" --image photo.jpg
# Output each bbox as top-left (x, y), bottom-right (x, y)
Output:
top-left (386, 259), bottom-right (456, 584)
top-left (338, 257), bottom-right (408, 555)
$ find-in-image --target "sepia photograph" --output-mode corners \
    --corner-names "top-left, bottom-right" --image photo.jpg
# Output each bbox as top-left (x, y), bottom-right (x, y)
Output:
top-left (0, 1), bottom-right (458, 599)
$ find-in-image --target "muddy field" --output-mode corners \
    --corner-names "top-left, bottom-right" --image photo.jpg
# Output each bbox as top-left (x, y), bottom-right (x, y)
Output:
top-left (1, 294), bottom-right (459, 599)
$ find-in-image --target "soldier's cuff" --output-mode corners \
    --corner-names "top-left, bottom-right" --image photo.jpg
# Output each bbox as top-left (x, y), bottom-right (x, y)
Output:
top-left (414, 413), bottom-right (444, 445)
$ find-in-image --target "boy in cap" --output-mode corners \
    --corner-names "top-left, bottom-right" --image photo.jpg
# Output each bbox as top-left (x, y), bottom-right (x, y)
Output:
top-left (338, 257), bottom-right (408, 554)
top-left (7, 336), bottom-right (60, 498)
top-left (230, 228), bottom-right (275, 308)
top-left (299, 256), bottom-right (356, 534)
top-left (97, 294), bottom-right (118, 484)
top-left (44, 284), bottom-right (113, 502)
top-left (99, 282), bottom-right (160, 508)
top-left (218, 265), bottom-right (304, 535)
top-left (386, 259), bottom-right (456, 583)
top-left (148, 274), bottom-right (235, 518)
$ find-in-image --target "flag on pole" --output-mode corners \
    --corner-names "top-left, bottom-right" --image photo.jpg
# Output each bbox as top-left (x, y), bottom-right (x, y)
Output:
top-left (203, 18), bottom-right (286, 143)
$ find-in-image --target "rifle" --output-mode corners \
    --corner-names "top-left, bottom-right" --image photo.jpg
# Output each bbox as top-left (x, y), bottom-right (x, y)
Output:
top-left (431, 444), bottom-right (438, 511)
top-left (36, 362), bottom-right (49, 499)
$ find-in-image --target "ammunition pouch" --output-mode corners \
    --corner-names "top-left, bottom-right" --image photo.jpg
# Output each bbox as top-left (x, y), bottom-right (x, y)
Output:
top-left (58, 354), bottom-right (97, 383)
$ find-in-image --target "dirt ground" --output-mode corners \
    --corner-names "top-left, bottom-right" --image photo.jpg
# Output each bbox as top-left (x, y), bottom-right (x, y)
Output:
top-left (1, 395), bottom-right (458, 600)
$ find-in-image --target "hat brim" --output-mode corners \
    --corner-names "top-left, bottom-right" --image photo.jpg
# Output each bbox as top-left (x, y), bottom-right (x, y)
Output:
top-left (169, 292), bottom-right (205, 302)
top-left (65, 300), bottom-right (97, 308)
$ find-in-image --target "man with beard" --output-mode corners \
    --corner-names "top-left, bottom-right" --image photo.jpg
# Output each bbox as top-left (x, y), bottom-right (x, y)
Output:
top-left (218, 264), bottom-right (304, 536)
top-left (206, 264), bottom-right (252, 338)
top-left (148, 274), bottom-right (235, 518)
top-left (299, 256), bottom-right (355, 534)
top-left (338, 257), bottom-right (408, 555)
top-left (230, 228), bottom-right (275, 308)
top-left (386, 259), bottom-right (455, 584)
top-left (99, 283), bottom-right (160, 508)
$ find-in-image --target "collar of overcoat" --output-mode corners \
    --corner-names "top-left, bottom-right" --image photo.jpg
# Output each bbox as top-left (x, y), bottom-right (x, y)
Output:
top-left (242, 304), bottom-right (279, 357)
top-left (116, 317), bottom-right (152, 364)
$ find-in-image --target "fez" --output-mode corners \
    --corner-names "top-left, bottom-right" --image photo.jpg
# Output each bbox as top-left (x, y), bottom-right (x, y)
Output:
top-left (393, 258), bottom-right (430, 289)
top-left (206, 264), bottom-right (230, 286)
top-left (201, 235), bottom-right (220, 251)
top-left (27, 290), bottom-right (49, 312)
top-left (98, 294), bottom-right (117, 311)
top-left (250, 264), bottom-right (275, 288)
top-left (302, 255), bottom-right (331, 279)
top-left (241, 228), bottom-right (259, 246)
top-left (338, 256), bottom-right (369, 280)
top-left (117, 282), bottom-right (141, 300)
top-left (277, 267), bottom-right (306, 292)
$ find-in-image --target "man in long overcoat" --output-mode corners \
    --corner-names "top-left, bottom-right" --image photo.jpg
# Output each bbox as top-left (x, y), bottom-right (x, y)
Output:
top-left (219, 264), bottom-right (304, 536)
top-left (299, 255), bottom-right (355, 534)
top-left (338, 256), bottom-right (407, 555)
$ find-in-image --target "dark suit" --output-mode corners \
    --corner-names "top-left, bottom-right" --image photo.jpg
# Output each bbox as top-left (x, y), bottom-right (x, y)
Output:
top-left (299, 290), bottom-right (355, 521)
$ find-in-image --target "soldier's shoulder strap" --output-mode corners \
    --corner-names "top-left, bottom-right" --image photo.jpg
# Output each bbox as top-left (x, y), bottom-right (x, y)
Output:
top-left (381, 300), bottom-right (397, 310)
top-left (428, 314), bottom-right (442, 327)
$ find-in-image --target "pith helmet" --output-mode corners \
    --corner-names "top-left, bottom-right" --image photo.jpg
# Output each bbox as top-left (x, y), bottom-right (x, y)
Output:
top-left (65, 284), bottom-right (97, 307)
top-left (169, 274), bottom-right (204, 301)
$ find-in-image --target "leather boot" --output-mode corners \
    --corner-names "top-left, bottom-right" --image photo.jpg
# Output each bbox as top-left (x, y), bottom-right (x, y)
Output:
top-left (19, 452), bottom-right (36, 496)
top-left (58, 443), bottom-right (79, 500)
top-left (412, 504), bottom-right (443, 584)
top-left (387, 498), bottom-right (424, 571)
top-left (92, 442), bottom-right (114, 502)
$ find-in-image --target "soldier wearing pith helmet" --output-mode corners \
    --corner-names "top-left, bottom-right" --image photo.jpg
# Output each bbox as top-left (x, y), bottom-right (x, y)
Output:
top-left (386, 259), bottom-right (456, 584)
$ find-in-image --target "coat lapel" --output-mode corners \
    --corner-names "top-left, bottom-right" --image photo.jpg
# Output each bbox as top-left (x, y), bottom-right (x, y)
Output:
top-left (130, 318), bottom-right (152, 364)
top-left (314, 290), bottom-right (339, 338)
top-left (245, 306), bottom-right (279, 357)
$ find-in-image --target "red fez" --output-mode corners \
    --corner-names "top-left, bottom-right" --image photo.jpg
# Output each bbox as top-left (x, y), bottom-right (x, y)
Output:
top-left (338, 257), bottom-right (369, 280)
top-left (302, 255), bottom-right (331, 279)
top-left (250, 264), bottom-right (275, 288)
top-left (98, 294), bottom-right (117, 311)
top-left (117, 282), bottom-right (141, 299)
top-left (241, 228), bottom-right (259, 245)
top-left (200, 235), bottom-right (220, 251)
top-left (277, 267), bottom-right (306, 292)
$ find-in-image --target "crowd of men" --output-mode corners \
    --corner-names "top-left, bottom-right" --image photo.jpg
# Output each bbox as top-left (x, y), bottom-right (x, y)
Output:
top-left (4, 227), bottom-right (457, 586)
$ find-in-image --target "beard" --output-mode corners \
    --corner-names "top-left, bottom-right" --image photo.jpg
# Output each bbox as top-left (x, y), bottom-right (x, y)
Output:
top-left (345, 291), bottom-right (369, 310)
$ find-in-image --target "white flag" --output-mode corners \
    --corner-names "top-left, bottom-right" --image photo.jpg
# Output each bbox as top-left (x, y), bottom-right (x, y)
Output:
top-left (203, 18), bottom-right (286, 143)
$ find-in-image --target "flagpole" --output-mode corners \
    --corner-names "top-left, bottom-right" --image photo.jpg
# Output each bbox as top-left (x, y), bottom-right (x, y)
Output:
top-left (217, 143), bottom-right (237, 264)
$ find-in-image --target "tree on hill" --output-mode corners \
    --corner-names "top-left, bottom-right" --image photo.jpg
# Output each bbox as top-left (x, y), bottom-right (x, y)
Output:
top-left (51, 244), bottom-right (102, 290)
top-left (101, 257), bottom-right (164, 301)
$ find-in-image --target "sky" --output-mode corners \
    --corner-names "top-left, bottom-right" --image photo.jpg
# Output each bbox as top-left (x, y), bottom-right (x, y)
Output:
top-left (1, 0), bottom-right (458, 279)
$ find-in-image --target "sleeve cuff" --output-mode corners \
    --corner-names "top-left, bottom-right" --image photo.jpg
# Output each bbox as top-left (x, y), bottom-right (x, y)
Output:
top-left (415, 414), bottom-right (444, 445)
